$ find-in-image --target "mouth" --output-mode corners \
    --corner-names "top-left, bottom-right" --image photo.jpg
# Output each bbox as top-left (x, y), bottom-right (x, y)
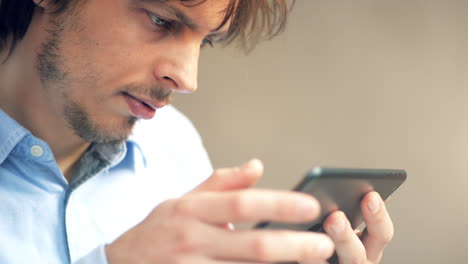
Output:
top-left (122, 92), bottom-right (165, 120)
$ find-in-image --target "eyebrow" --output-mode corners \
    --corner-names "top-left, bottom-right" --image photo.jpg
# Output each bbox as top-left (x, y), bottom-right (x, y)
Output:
top-left (136, 0), bottom-right (229, 41)
top-left (172, 6), bottom-right (200, 32)
top-left (139, 0), bottom-right (201, 32)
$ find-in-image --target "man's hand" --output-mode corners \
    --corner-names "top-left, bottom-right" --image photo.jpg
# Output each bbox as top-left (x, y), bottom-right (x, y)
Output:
top-left (105, 159), bottom-right (335, 264)
top-left (323, 192), bottom-right (394, 264)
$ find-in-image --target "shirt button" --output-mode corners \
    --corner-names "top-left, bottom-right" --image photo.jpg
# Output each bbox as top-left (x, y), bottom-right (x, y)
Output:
top-left (30, 145), bottom-right (44, 157)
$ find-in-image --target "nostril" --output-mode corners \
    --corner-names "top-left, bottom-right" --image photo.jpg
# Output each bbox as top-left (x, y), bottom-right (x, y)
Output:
top-left (163, 76), bottom-right (178, 89)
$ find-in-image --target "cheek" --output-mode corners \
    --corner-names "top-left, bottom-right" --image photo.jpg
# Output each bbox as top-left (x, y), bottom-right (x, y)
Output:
top-left (61, 30), bottom-right (151, 103)
top-left (64, 36), bottom-right (137, 88)
top-left (64, 2), bottom-right (154, 86)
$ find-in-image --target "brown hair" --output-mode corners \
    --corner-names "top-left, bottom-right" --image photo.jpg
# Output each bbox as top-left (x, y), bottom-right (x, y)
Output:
top-left (213, 0), bottom-right (295, 51)
top-left (0, 0), bottom-right (295, 57)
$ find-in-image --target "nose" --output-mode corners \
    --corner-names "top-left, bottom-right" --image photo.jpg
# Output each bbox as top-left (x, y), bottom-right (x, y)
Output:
top-left (152, 40), bottom-right (200, 94)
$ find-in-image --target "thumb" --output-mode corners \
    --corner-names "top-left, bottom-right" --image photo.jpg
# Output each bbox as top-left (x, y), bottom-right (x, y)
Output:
top-left (191, 159), bottom-right (264, 193)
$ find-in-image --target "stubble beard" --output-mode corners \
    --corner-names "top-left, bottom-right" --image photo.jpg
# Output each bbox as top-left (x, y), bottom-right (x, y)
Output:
top-left (36, 12), bottom-right (137, 145)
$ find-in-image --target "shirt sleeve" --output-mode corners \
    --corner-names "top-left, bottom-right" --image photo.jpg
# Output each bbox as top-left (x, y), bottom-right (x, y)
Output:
top-left (73, 244), bottom-right (109, 264)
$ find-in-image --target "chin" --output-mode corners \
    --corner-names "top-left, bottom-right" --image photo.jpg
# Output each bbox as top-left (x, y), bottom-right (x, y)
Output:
top-left (73, 115), bottom-right (138, 144)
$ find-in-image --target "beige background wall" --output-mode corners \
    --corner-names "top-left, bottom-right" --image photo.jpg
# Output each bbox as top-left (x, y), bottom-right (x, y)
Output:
top-left (173, 1), bottom-right (468, 263)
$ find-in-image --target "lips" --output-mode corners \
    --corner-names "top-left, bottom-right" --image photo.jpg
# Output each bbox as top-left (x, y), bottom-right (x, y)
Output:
top-left (122, 92), bottom-right (161, 120)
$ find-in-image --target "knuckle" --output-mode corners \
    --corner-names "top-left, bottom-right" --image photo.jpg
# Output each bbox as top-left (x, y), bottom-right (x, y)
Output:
top-left (371, 217), bottom-right (394, 246)
top-left (167, 256), bottom-right (190, 264)
top-left (299, 244), bottom-right (314, 262)
top-left (172, 199), bottom-right (194, 218)
top-left (381, 225), bottom-right (395, 245)
top-left (153, 198), bottom-right (172, 210)
top-left (150, 199), bottom-right (177, 217)
top-left (333, 231), bottom-right (351, 244)
top-left (300, 236), bottom-right (333, 262)
top-left (276, 197), bottom-right (294, 219)
top-left (350, 256), bottom-right (367, 264)
top-left (250, 235), bottom-right (272, 261)
top-left (213, 167), bottom-right (238, 178)
top-left (211, 168), bottom-right (223, 178)
top-left (231, 192), bottom-right (251, 220)
top-left (175, 224), bottom-right (205, 253)
top-left (350, 246), bottom-right (367, 264)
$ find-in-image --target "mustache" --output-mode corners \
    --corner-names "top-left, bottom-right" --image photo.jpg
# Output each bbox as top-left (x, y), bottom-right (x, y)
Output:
top-left (120, 83), bottom-right (174, 104)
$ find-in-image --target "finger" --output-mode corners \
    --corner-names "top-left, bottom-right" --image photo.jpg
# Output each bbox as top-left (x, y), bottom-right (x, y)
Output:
top-left (323, 211), bottom-right (367, 264)
top-left (172, 189), bottom-right (321, 224)
top-left (169, 255), bottom-right (269, 264)
top-left (208, 229), bottom-right (335, 263)
top-left (191, 159), bottom-right (264, 193)
top-left (165, 218), bottom-right (334, 263)
top-left (360, 192), bottom-right (394, 263)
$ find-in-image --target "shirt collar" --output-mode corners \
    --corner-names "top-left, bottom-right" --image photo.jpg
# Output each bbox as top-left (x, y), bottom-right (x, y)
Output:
top-left (0, 109), bottom-right (29, 165)
top-left (0, 109), bottom-right (128, 175)
top-left (68, 141), bottom-right (127, 190)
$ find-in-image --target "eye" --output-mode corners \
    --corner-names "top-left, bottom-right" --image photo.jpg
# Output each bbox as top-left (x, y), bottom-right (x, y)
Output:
top-left (200, 38), bottom-right (213, 48)
top-left (148, 12), bottom-right (173, 30)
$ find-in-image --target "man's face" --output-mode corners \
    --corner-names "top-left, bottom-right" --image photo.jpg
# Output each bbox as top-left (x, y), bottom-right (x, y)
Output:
top-left (38, 0), bottom-right (230, 143)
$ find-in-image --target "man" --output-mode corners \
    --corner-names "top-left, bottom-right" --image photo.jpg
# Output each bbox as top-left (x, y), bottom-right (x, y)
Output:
top-left (0, 0), bottom-right (395, 263)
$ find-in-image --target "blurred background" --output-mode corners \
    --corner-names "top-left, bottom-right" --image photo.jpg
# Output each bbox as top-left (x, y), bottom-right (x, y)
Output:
top-left (173, 1), bottom-right (468, 263)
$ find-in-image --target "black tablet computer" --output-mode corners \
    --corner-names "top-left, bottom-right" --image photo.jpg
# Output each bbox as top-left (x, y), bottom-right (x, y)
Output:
top-left (255, 167), bottom-right (407, 233)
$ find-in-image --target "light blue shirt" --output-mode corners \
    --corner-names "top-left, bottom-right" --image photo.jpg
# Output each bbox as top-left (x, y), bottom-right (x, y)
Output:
top-left (0, 106), bottom-right (213, 264)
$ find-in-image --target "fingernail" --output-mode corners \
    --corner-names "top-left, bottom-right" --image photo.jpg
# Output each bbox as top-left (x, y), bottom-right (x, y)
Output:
top-left (317, 238), bottom-right (333, 259)
top-left (368, 194), bottom-right (380, 214)
top-left (242, 159), bottom-right (261, 171)
top-left (331, 216), bottom-right (345, 235)
top-left (227, 222), bottom-right (235, 231)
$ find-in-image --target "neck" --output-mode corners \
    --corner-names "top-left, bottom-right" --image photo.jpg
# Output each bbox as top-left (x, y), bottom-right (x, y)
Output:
top-left (0, 31), bottom-right (91, 182)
